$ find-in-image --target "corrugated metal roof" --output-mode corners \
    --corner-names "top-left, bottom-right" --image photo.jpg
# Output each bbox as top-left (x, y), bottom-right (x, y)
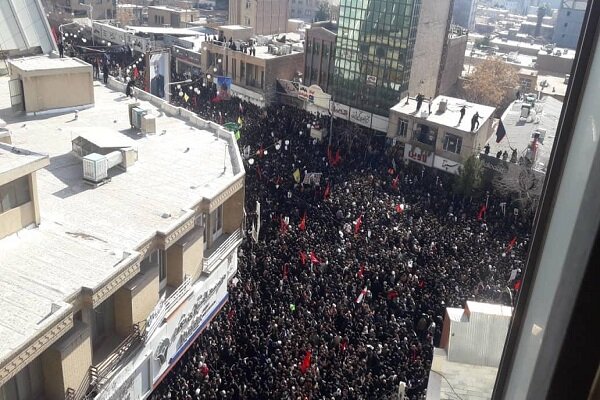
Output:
top-left (0, 0), bottom-right (55, 54)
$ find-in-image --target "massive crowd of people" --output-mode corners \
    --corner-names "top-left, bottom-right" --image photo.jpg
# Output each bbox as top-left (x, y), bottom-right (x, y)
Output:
top-left (141, 78), bottom-right (532, 400)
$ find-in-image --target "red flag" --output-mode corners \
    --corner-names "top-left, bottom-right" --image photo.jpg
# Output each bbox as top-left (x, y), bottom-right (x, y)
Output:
top-left (514, 279), bottom-right (522, 291)
top-left (323, 182), bottom-right (331, 200)
top-left (283, 264), bottom-right (289, 280)
top-left (388, 168), bottom-right (395, 175)
top-left (340, 338), bottom-right (348, 352)
top-left (227, 308), bottom-right (235, 321)
top-left (279, 217), bottom-right (288, 235)
top-left (299, 251), bottom-right (307, 265)
top-left (258, 145), bottom-right (264, 158)
top-left (506, 236), bottom-right (517, 253)
top-left (354, 215), bottom-right (363, 235)
top-left (387, 289), bottom-right (399, 300)
top-left (477, 205), bottom-right (487, 221)
top-left (299, 212), bottom-right (307, 231)
top-left (299, 350), bottom-right (312, 374)
top-left (256, 164), bottom-right (262, 180)
top-left (395, 204), bottom-right (404, 213)
top-left (310, 251), bottom-right (320, 264)
top-left (356, 287), bottom-right (368, 303)
top-left (357, 264), bottom-right (365, 279)
top-left (392, 175), bottom-right (399, 190)
top-left (327, 146), bottom-right (334, 165)
top-left (333, 149), bottom-right (341, 166)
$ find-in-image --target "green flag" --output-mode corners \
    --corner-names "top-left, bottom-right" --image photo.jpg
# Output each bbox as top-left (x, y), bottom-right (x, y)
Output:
top-left (235, 130), bottom-right (241, 141)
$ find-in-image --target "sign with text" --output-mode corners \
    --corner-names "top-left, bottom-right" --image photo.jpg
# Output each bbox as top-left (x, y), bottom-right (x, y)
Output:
top-left (307, 85), bottom-right (331, 109)
top-left (404, 143), bottom-right (434, 167)
top-left (433, 155), bottom-right (461, 174)
top-left (331, 102), bottom-right (350, 120)
top-left (349, 107), bottom-right (373, 128)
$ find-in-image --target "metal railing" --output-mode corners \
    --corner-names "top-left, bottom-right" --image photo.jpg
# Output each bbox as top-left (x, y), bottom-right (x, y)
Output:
top-left (66, 322), bottom-right (145, 400)
top-left (145, 275), bottom-right (192, 340)
top-left (202, 229), bottom-right (242, 275)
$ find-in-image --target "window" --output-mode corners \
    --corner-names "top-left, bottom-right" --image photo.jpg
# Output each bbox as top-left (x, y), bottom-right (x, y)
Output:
top-left (211, 205), bottom-right (224, 239)
top-left (397, 118), bottom-right (408, 137)
top-left (141, 249), bottom-right (167, 287)
top-left (414, 124), bottom-right (437, 146)
top-left (443, 133), bottom-right (463, 154)
top-left (564, 22), bottom-right (568, 27)
top-left (0, 176), bottom-right (31, 214)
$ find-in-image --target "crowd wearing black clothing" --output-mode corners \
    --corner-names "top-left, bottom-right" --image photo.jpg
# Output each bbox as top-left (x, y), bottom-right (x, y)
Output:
top-left (146, 85), bottom-right (530, 400)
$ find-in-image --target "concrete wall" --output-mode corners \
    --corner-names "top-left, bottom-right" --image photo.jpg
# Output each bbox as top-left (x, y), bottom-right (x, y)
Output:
top-left (264, 52), bottom-right (305, 103)
top-left (21, 70), bottom-right (94, 113)
top-left (536, 53), bottom-right (574, 75)
top-left (0, 201), bottom-right (35, 239)
top-left (223, 187), bottom-right (245, 234)
top-left (167, 227), bottom-right (205, 285)
top-left (41, 322), bottom-right (92, 400)
top-left (552, 7), bottom-right (586, 49)
top-left (409, 0), bottom-right (452, 99)
top-left (255, 0), bottom-right (289, 35)
top-left (439, 35), bottom-right (468, 95)
top-left (304, 26), bottom-right (336, 92)
top-left (114, 269), bottom-right (159, 337)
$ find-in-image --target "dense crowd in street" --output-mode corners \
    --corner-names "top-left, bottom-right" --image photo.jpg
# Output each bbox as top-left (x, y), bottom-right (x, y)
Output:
top-left (143, 80), bottom-right (531, 400)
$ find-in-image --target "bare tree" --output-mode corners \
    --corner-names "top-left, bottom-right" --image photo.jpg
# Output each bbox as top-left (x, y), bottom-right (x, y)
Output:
top-left (463, 57), bottom-right (519, 111)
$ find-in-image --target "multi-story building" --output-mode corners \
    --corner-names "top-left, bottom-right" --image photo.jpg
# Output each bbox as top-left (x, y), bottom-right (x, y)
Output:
top-left (408, 0), bottom-right (453, 99)
top-left (201, 26), bottom-right (305, 105)
top-left (552, 0), bottom-right (588, 49)
top-left (289, 0), bottom-right (319, 22)
top-left (0, 60), bottom-right (245, 400)
top-left (438, 26), bottom-right (469, 96)
top-left (332, 0), bottom-right (422, 118)
top-left (147, 5), bottom-right (199, 28)
top-left (43, 0), bottom-right (116, 20)
top-left (228, 0), bottom-right (289, 35)
top-left (303, 21), bottom-right (337, 93)
top-left (452, 0), bottom-right (478, 30)
top-left (387, 95), bottom-right (495, 174)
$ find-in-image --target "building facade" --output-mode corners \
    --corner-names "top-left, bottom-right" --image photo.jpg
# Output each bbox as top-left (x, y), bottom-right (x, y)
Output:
top-left (438, 26), bottom-right (469, 96)
top-left (0, 69), bottom-right (245, 400)
top-left (289, 0), bottom-right (319, 21)
top-left (303, 21), bottom-right (337, 93)
top-left (201, 28), bottom-right (304, 105)
top-left (147, 6), bottom-right (199, 28)
top-left (408, 0), bottom-right (453, 99)
top-left (229, 0), bottom-right (289, 35)
top-left (43, 0), bottom-right (116, 20)
top-left (332, 0), bottom-right (422, 117)
top-left (452, 0), bottom-right (478, 30)
top-left (552, 0), bottom-right (587, 49)
top-left (387, 95), bottom-right (495, 174)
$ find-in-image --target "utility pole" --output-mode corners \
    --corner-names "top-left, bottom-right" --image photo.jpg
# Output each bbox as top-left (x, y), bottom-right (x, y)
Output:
top-left (328, 94), bottom-right (334, 147)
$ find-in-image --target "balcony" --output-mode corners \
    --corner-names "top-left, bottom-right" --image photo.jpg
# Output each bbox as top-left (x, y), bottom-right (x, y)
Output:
top-left (202, 229), bottom-right (243, 275)
top-left (144, 275), bottom-right (192, 340)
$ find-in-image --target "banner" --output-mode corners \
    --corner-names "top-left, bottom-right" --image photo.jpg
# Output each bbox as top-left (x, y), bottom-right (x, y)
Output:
top-left (149, 51), bottom-right (170, 102)
top-left (307, 85), bottom-right (331, 109)
top-left (216, 76), bottom-right (233, 100)
top-left (349, 108), bottom-right (373, 128)
top-left (404, 144), bottom-right (434, 167)
top-left (302, 173), bottom-right (322, 185)
top-left (331, 102), bottom-right (350, 120)
top-left (298, 85), bottom-right (309, 101)
top-left (433, 155), bottom-right (461, 174)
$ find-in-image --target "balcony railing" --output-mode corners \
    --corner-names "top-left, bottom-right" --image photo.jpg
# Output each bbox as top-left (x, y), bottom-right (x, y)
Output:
top-left (145, 275), bottom-right (192, 340)
top-left (65, 323), bottom-right (145, 400)
top-left (202, 229), bottom-right (243, 275)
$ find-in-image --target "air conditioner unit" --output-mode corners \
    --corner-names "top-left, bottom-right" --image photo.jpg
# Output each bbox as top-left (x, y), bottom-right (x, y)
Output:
top-left (132, 107), bottom-right (147, 129)
top-left (83, 153), bottom-right (109, 183)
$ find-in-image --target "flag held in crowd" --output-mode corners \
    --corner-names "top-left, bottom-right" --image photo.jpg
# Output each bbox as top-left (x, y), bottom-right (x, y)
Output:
top-left (395, 204), bottom-right (404, 214)
top-left (323, 182), bottom-right (331, 199)
top-left (506, 236), bottom-right (517, 253)
top-left (477, 205), bottom-right (487, 220)
top-left (357, 264), bottom-right (365, 279)
top-left (299, 350), bottom-right (312, 374)
top-left (299, 251), bottom-right (307, 265)
top-left (299, 212), bottom-right (307, 231)
top-left (310, 251), bottom-right (320, 264)
top-left (356, 287), bottom-right (368, 304)
top-left (354, 215), bottom-right (363, 235)
top-left (293, 168), bottom-right (301, 184)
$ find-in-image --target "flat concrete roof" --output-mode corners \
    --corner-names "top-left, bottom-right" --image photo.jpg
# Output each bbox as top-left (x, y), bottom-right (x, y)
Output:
top-left (391, 96), bottom-right (496, 134)
top-left (426, 348), bottom-right (498, 400)
top-left (0, 77), bottom-right (241, 364)
top-left (537, 74), bottom-right (569, 97)
top-left (8, 55), bottom-right (89, 73)
top-left (0, 143), bottom-right (49, 185)
top-left (126, 26), bottom-right (201, 36)
top-left (486, 96), bottom-right (562, 174)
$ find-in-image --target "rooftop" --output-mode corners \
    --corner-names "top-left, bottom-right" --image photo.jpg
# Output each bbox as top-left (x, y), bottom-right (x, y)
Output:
top-left (391, 96), bottom-right (496, 134)
top-left (487, 96), bottom-right (563, 174)
top-left (126, 26), bottom-right (201, 36)
top-left (0, 143), bottom-right (49, 184)
top-left (8, 55), bottom-right (89, 73)
top-left (426, 348), bottom-right (498, 400)
top-left (537, 74), bottom-right (569, 98)
top-left (0, 76), bottom-right (242, 364)
top-left (148, 5), bottom-right (196, 13)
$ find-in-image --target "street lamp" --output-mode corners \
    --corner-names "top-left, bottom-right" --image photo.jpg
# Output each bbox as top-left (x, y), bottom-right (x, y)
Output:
top-left (79, 1), bottom-right (95, 46)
